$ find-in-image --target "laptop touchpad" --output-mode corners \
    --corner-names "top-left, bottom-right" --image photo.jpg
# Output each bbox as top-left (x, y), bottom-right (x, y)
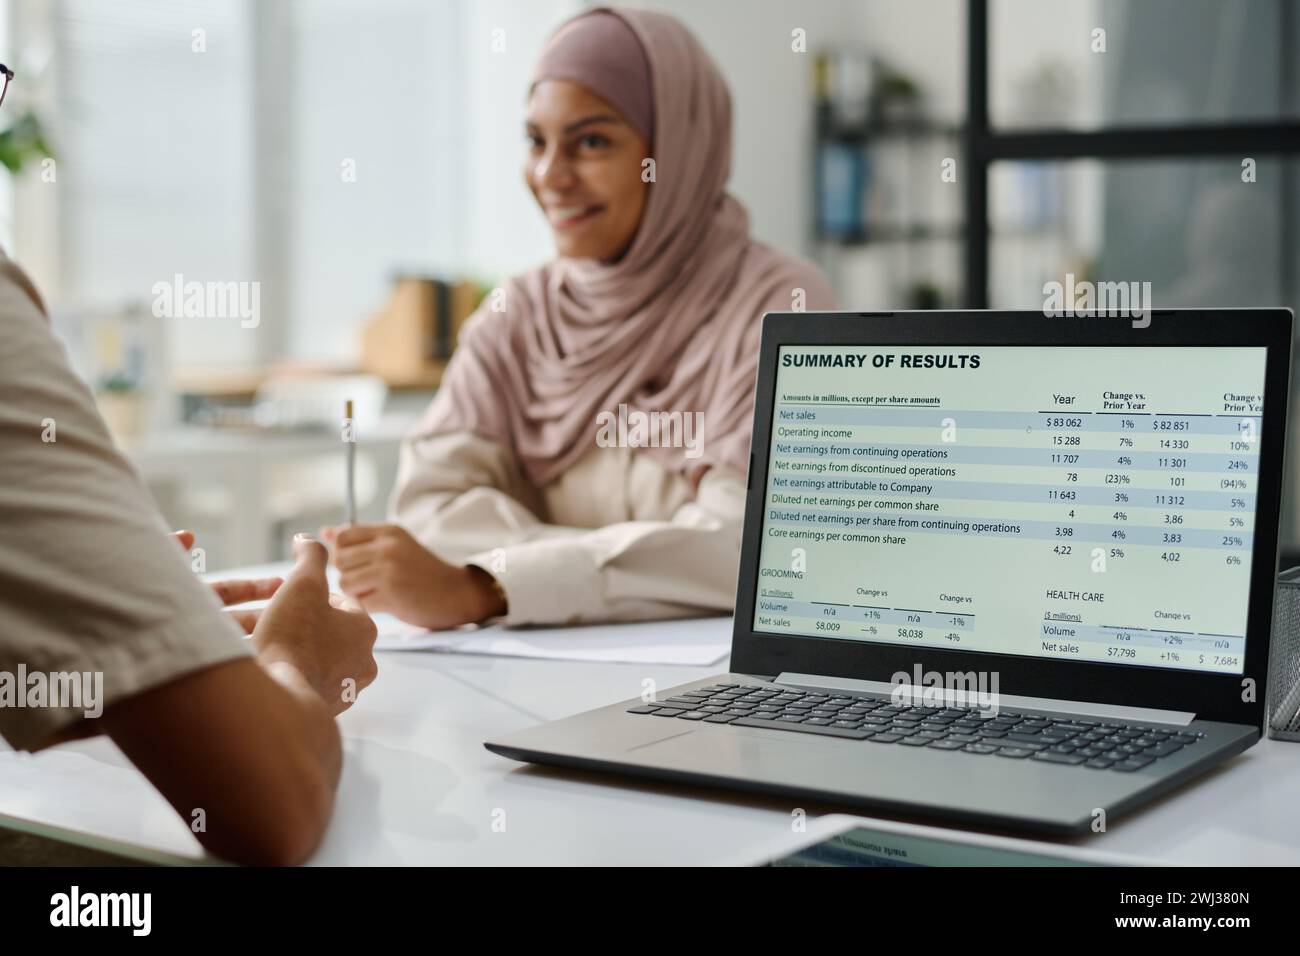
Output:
top-left (625, 727), bottom-right (847, 770)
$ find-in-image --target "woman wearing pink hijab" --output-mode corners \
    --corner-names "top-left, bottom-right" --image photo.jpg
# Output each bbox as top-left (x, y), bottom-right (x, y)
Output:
top-left (324, 6), bottom-right (835, 628)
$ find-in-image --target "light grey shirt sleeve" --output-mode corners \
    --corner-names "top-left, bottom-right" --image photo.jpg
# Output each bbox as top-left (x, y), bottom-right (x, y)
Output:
top-left (0, 257), bottom-right (251, 751)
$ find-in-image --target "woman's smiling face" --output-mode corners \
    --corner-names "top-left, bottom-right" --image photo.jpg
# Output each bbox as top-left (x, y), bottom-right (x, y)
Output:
top-left (525, 79), bottom-right (650, 262)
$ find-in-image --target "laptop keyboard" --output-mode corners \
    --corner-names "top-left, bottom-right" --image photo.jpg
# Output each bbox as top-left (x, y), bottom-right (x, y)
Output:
top-left (627, 683), bottom-right (1204, 772)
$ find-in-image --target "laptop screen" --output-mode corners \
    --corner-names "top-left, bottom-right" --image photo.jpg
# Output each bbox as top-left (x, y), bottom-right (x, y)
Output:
top-left (751, 344), bottom-right (1267, 676)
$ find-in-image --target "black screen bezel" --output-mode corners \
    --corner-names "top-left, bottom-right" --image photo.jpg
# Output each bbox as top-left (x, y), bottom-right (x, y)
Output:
top-left (731, 309), bottom-right (1293, 729)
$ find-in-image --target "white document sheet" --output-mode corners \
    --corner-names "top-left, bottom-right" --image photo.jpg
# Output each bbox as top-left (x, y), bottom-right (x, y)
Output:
top-left (372, 613), bottom-right (731, 666)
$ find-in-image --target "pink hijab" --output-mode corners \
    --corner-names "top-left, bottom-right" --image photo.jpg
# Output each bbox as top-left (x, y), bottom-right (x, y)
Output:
top-left (414, 6), bottom-right (835, 487)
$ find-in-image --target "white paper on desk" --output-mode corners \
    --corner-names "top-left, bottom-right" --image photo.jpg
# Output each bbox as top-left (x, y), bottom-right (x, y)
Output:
top-left (371, 613), bottom-right (730, 666)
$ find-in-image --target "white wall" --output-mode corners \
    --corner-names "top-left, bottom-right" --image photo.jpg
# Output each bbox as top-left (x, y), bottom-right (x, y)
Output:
top-left (286, 0), bottom-right (464, 362)
top-left (618, 0), bottom-right (855, 257)
top-left (287, 0), bottom-right (581, 362)
top-left (456, 0), bottom-right (582, 280)
top-left (606, 1), bottom-right (972, 305)
top-left (43, 0), bottom-right (257, 367)
top-left (24, 0), bottom-right (1116, 366)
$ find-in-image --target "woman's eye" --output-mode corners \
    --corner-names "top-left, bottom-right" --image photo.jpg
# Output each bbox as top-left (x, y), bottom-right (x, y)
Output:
top-left (525, 134), bottom-right (544, 150)
top-left (577, 134), bottom-right (610, 149)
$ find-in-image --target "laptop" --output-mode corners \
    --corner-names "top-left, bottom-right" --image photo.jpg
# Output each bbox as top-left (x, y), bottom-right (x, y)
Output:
top-left (485, 308), bottom-right (1293, 834)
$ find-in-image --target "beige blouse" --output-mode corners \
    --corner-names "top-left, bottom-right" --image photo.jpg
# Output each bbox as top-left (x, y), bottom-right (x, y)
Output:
top-left (389, 431), bottom-right (747, 626)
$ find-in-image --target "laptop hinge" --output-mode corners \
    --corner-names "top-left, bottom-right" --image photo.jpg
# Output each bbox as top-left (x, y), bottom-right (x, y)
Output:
top-left (773, 672), bottom-right (1196, 726)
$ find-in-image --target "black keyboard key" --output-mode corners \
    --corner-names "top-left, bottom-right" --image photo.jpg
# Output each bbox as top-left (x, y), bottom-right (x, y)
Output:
top-left (1144, 742), bottom-right (1184, 757)
top-left (869, 733), bottom-right (903, 743)
top-left (729, 716), bottom-right (872, 740)
top-left (832, 720), bottom-right (863, 729)
top-left (899, 736), bottom-right (931, 746)
top-left (676, 711), bottom-right (708, 720)
top-left (1031, 751), bottom-right (1086, 765)
top-left (1113, 756), bottom-right (1155, 772)
top-left (1005, 732), bottom-right (1049, 745)
top-left (626, 705), bottom-right (660, 714)
top-left (963, 743), bottom-right (998, 754)
top-left (651, 709), bottom-right (684, 718)
top-left (702, 714), bottom-right (738, 723)
top-left (1085, 757), bottom-right (1116, 769)
top-left (1002, 739), bottom-right (1046, 751)
top-left (928, 739), bottom-right (967, 750)
top-left (996, 747), bottom-right (1034, 759)
top-left (1053, 724), bottom-right (1091, 734)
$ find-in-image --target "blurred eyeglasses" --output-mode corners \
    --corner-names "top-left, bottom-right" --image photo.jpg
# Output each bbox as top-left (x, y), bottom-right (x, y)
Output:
top-left (0, 64), bottom-right (13, 108)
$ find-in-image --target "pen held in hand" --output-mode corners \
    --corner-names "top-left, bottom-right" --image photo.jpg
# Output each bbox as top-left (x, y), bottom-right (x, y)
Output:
top-left (344, 398), bottom-right (356, 526)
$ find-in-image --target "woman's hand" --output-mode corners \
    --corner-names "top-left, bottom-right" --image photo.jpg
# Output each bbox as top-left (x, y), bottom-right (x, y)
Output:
top-left (171, 530), bottom-right (283, 633)
top-left (320, 523), bottom-right (505, 629)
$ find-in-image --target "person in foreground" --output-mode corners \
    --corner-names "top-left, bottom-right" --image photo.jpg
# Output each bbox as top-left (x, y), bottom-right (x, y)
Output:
top-left (0, 253), bottom-right (378, 865)
top-left (326, 6), bottom-right (836, 630)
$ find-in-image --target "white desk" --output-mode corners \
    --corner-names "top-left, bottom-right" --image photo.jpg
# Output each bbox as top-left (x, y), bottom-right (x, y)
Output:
top-left (2, 616), bottom-right (1298, 865)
